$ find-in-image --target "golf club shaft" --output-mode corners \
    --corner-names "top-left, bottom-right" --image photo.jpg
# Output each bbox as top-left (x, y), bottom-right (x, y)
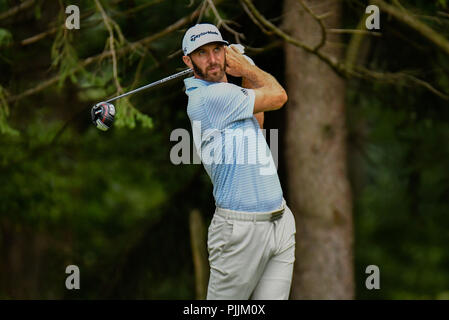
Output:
top-left (105, 68), bottom-right (193, 103)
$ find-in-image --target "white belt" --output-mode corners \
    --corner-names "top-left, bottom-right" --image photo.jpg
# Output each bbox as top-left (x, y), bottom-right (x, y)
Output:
top-left (215, 199), bottom-right (286, 222)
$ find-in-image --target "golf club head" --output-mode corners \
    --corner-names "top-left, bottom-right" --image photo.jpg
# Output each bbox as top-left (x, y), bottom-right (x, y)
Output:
top-left (91, 102), bottom-right (115, 131)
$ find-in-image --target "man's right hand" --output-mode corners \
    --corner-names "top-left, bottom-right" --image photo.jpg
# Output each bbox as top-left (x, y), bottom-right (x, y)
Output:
top-left (225, 46), bottom-right (253, 78)
top-left (226, 45), bottom-right (288, 114)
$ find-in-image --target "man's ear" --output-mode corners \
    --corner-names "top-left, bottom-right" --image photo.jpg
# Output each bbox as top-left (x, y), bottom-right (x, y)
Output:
top-left (182, 55), bottom-right (193, 69)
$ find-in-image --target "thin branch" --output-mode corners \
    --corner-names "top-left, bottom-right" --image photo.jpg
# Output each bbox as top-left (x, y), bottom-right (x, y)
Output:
top-left (130, 56), bottom-right (146, 90)
top-left (297, 0), bottom-right (327, 51)
top-left (20, 26), bottom-right (58, 46)
top-left (373, 0), bottom-right (449, 56)
top-left (328, 29), bottom-right (382, 36)
top-left (18, 9), bottom-right (96, 47)
top-left (119, 0), bottom-right (165, 16)
top-left (406, 75), bottom-right (446, 100)
top-left (403, 74), bottom-right (449, 100)
top-left (168, 49), bottom-right (183, 60)
top-left (240, 0), bottom-right (345, 76)
top-left (268, 14), bottom-right (288, 24)
top-left (388, 27), bottom-right (429, 51)
top-left (413, 14), bottom-right (449, 25)
top-left (344, 8), bottom-right (368, 71)
top-left (205, 0), bottom-right (245, 43)
top-left (245, 40), bottom-right (283, 54)
top-left (0, 0), bottom-right (35, 21)
top-left (392, 0), bottom-right (406, 12)
top-left (240, 0), bottom-right (313, 53)
top-left (437, 11), bottom-right (449, 19)
top-left (17, 0), bottom-right (127, 47)
top-left (196, 0), bottom-right (208, 24)
top-left (240, 0), bottom-right (449, 100)
top-left (354, 66), bottom-right (449, 100)
top-left (95, 0), bottom-right (123, 94)
top-left (240, 0), bottom-right (272, 35)
top-left (317, 12), bottom-right (333, 20)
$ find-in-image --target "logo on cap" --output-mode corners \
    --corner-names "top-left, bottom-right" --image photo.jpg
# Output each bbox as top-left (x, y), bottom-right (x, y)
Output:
top-left (182, 23), bottom-right (228, 55)
top-left (190, 30), bottom-right (219, 42)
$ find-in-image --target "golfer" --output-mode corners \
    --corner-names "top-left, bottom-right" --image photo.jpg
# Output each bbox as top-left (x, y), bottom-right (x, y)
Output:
top-left (182, 23), bottom-right (296, 300)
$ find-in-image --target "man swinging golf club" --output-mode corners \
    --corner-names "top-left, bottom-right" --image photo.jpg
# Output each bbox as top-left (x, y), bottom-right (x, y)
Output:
top-left (182, 23), bottom-right (296, 300)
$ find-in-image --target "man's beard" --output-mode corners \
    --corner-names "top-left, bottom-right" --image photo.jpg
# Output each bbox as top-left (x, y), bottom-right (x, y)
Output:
top-left (191, 57), bottom-right (226, 82)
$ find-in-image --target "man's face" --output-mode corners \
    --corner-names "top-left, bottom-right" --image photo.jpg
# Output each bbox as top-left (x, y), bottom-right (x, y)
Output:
top-left (184, 43), bottom-right (226, 82)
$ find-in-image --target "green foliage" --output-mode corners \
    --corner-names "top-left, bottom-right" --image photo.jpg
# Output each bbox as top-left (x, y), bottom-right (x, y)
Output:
top-left (343, 1), bottom-right (449, 301)
top-left (0, 0), bottom-right (206, 298)
top-left (347, 57), bottom-right (449, 299)
top-left (114, 97), bottom-right (154, 130)
top-left (0, 28), bottom-right (12, 48)
top-left (0, 101), bottom-right (202, 298)
top-left (51, 24), bottom-right (81, 86)
top-left (0, 86), bottom-right (18, 136)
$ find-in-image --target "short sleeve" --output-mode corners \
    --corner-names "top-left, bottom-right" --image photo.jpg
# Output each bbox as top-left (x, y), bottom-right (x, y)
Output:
top-left (202, 82), bottom-right (255, 128)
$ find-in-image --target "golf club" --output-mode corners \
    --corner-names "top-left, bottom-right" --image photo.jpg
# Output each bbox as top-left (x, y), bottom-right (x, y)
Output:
top-left (106, 68), bottom-right (193, 103)
top-left (91, 68), bottom-right (193, 130)
top-left (90, 44), bottom-right (251, 131)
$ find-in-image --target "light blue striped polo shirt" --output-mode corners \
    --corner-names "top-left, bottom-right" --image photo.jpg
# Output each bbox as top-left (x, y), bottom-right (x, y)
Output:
top-left (184, 76), bottom-right (283, 212)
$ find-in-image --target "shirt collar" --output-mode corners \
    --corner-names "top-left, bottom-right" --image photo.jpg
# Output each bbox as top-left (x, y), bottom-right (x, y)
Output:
top-left (184, 76), bottom-right (215, 93)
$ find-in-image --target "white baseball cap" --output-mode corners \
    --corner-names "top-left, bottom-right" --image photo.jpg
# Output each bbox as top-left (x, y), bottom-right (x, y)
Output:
top-left (182, 23), bottom-right (228, 56)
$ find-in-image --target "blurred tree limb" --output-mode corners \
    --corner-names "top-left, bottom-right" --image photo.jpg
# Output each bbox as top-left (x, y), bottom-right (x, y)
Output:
top-left (94, 0), bottom-right (126, 95)
top-left (240, 0), bottom-right (344, 75)
top-left (16, 0), bottom-right (128, 47)
top-left (240, 0), bottom-right (449, 100)
top-left (4, 0), bottom-right (449, 108)
top-left (297, 0), bottom-right (327, 51)
top-left (6, 1), bottom-right (214, 104)
top-left (205, 0), bottom-right (245, 43)
top-left (0, 0), bottom-right (36, 21)
top-left (373, 0), bottom-right (449, 56)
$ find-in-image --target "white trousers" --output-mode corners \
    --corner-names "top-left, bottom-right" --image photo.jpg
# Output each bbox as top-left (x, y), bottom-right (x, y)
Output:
top-left (206, 201), bottom-right (296, 300)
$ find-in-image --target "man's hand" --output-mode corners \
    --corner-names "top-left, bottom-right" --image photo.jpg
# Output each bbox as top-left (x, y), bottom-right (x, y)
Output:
top-left (225, 46), bottom-right (253, 78)
top-left (227, 45), bottom-right (287, 114)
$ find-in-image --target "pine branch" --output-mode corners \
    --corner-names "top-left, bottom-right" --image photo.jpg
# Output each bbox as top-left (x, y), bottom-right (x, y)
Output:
top-left (17, 0), bottom-right (133, 47)
top-left (7, 1), bottom-right (212, 104)
top-left (19, 9), bottom-right (95, 47)
top-left (95, 0), bottom-right (124, 94)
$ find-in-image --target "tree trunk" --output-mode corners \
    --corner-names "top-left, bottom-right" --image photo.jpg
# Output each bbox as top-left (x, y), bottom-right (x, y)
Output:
top-left (282, 0), bottom-right (354, 299)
